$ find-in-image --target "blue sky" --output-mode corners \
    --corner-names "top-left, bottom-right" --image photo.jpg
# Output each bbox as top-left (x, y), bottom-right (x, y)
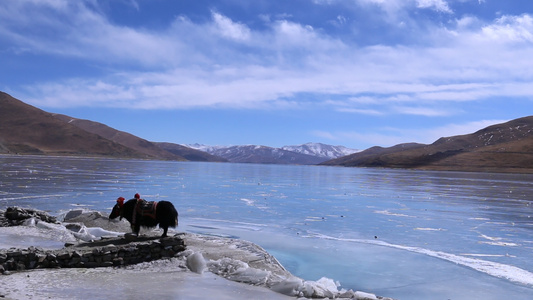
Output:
top-left (2, 0), bottom-right (533, 149)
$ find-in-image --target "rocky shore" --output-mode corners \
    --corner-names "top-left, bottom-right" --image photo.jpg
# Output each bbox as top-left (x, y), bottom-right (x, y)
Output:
top-left (0, 207), bottom-right (186, 273)
top-left (0, 207), bottom-right (393, 300)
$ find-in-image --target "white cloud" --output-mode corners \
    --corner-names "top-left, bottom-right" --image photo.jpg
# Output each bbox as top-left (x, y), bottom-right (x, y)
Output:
top-left (336, 108), bottom-right (384, 115)
top-left (391, 106), bottom-right (455, 117)
top-left (416, 0), bottom-right (452, 13)
top-left (352, 0), bottom-right (453, 19)
top-left (480, 14), bottom-right (533, 43)
top-left (211, 11), bottom-right (251, 41)
top-left (0, 0), bottom-right (186, 66)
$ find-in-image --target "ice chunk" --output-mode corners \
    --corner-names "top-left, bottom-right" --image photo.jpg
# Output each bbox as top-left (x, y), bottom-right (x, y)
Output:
top-left (186, 252), bottom-right (207, 274)
top-left (270, 277), bottom-right (304, 296)
top-left (86, 227), bottom-right (122, 238)
top-left (208, 257), bottom-right (271, 285)
top-left (306, 277), bottom-right (339, 298)
top-left (62, 222), bottom-right (121, 241)
top-left (35, 219), bottom-right (64, 231)
top-left (23, 217), bottom-right (37, 226)
top-left (271, 276), bottom-right (370, 299)
top-left (354, 291), bottom-right (379, 300)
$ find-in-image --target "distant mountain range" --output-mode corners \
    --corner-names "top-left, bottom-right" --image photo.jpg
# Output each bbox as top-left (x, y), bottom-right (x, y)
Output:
top-left (186, 143), bottom-right (359, 164)
top-left (0, 92), bottom-right (354, 164)
top-left (3, 91), bottom-right (533, 173)
top-left (321, 116), bottom-right (533, 173)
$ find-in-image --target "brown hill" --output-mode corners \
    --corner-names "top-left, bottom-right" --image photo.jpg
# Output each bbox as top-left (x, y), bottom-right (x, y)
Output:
top-left (154, 142), bottom-right (227, 162)
top-left (52, 114), bottom-right (186, 161)
top-left (0, 92), bottom-right (147, 158)
top-left (321, 116), bottom-right (533, 173)
top-left (323, 143), bottom-right (424, 167)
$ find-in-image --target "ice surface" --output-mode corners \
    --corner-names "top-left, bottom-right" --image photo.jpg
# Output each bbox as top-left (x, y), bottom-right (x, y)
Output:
top-left (185, 217), bottom-right (533, 300)
top-left (310, 232), bottom-right (533, 287)
top-left (0, 226), bottom-right (296, 300)
top-left (0, 216), bottom-right (385, 300)
top-left (3, 157), bottom-right (533, 300)
top-left (0, 262), bottom-right (296, 300)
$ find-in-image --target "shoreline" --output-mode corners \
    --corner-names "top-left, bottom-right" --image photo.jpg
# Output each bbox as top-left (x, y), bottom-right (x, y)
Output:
top-left (0, 207), bottom-right (393, 300)
top-left (4, 153), bottom-right (533, 175)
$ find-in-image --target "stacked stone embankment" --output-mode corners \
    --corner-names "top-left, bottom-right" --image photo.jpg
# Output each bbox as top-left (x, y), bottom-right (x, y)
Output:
top-left (0, 207), bottom-right (186, 274)
top-left (0, 236), bottom-right (185, 274)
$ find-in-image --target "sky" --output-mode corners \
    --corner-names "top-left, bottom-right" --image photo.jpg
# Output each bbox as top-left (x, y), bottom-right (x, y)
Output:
top-left (1, 0), bottom-right (533, 150)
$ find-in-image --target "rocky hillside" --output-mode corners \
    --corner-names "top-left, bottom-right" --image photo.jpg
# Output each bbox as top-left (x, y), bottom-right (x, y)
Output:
top-left (0, 92), bottom-right (146, 158)
top-left (322, 116), bottom-right (533, 173)
top-left (0, 92), bottom-right (229, 161)
top-left (52, 114), bottom-right (186, 161)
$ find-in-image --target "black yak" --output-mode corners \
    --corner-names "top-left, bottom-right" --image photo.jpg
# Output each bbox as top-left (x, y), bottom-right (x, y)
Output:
top-left (109, 194), bottom-right (178, 237)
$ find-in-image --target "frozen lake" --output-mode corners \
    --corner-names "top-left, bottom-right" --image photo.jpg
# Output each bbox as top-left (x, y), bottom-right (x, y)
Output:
top-left (1, 155), bottom-right (533, 299)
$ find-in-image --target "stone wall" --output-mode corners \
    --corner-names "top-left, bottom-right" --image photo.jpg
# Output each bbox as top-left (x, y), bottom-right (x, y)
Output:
top-left (0, 236), bottom-right (186, 274)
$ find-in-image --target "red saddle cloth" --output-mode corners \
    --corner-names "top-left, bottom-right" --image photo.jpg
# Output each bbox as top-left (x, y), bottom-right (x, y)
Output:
top-left (135, 199), bottom-right (158, 220)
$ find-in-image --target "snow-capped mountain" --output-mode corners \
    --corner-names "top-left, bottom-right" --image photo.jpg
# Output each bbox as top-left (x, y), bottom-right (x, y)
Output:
top-left (281, 142), bottom-right (359, 159)
top-left (185, 143), bottom-right (227, 153)
top-left (185, 143), bottom-right (359, 165)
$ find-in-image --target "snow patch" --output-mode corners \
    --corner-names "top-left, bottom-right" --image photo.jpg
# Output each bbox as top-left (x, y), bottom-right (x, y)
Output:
top-left (186, 252), bottom-right (207, 274)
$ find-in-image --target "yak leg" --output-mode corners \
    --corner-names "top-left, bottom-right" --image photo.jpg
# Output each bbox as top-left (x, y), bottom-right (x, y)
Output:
top-left (132, 223), bottom-right (141, 236)
top-left (161, 226), bottom-right (168, 237)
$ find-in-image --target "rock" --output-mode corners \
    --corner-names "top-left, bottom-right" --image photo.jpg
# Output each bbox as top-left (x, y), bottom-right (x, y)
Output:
top-left (65, 223), bottom-right (83, 232)
top-left (2, 207), bottom-right (58, 226)
top-left (63, 210), bottom-right (84, 221)
top-left (124, 233), bottom-right (138, 242)
top-left (64, 211), bottom-right (130, 232)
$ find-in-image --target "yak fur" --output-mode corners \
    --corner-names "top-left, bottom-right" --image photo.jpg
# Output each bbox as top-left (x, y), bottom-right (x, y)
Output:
top-left (109, 198), bottom-right (178, 237)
